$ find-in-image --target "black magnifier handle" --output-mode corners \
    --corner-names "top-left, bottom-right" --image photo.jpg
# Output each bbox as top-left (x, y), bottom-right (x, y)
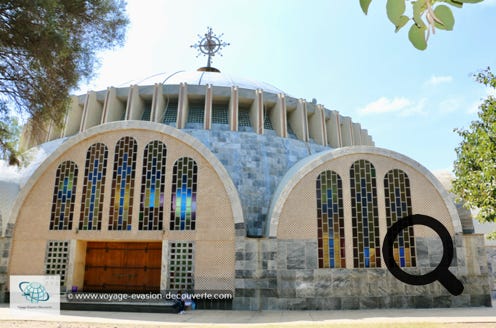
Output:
top-left (437, 270), bottom-right (464, 296)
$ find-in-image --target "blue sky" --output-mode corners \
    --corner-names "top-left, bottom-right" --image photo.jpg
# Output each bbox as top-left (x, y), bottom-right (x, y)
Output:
top-left (78, 0), bottom-right (496, 172)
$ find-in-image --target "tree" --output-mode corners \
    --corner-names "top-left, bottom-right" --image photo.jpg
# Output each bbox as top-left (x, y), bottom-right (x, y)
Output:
top-left (0, 0), bottom-right (129, 164)
top-left (360, 0), bottom-right (483, 50)
top-left (452, 68), bottom-right (496, 237)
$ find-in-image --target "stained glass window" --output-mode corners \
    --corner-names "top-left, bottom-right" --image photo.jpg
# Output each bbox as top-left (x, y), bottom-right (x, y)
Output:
top-left (139, 140), bottom-right (167, 230)
top-left (109, 137), bottom-right (137, 231)
top-left (50, 161), bottom-right (78, 230)
top-left (350, 160), bottom-right (381, 268)
top-left (168, 242), bottom-right (194, 290)
top-left (384, 169), bottom-right (416, 267)
top-left (317, 170), bottom-right (345, 268)
top-left (170, 157), bottom-right (197, 230)
top-left (79, 143), bottom-right (108, 230)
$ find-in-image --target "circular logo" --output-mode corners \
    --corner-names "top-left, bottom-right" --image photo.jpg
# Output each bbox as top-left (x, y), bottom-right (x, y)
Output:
top-left (19, 281), bottom-right (50, 303)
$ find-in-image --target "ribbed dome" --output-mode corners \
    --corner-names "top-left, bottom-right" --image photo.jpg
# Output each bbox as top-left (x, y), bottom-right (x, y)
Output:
top-left (162, 70), bottom-right (285, 94)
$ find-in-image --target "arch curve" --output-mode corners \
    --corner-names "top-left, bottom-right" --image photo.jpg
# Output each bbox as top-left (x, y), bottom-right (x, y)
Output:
top-left (267, 146), bottom-right (461, 238)
top-left (8, 121), bottom-right (245, 232)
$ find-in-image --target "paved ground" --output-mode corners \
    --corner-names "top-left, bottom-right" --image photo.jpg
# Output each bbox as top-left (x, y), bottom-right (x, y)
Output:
top-left (1, 302), bottom-right (496, 327)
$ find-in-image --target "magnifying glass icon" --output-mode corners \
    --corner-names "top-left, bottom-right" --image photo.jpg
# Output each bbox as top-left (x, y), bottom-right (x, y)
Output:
top-left (382, 214), bottom-right (464, 296)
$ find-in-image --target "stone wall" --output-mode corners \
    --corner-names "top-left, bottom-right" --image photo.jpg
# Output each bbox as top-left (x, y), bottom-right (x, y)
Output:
top-left (486, 246), bottom-right (496, 293)
top-left (0, 223), bottom-right (13, 302)
top-left (233, 234), bottom-right (492, 310)
top-left (184, 128), bottom-right (328, 237)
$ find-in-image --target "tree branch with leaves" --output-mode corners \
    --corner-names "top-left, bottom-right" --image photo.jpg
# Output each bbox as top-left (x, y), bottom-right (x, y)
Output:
top-left (0, 0), bottom-right (129, 165)
top-left (360, 0), bottom-right (484, 50)
top-left (453, 68), bottom-right (496, 238)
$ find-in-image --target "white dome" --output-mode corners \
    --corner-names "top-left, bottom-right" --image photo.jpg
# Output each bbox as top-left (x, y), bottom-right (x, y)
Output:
top-left (155, 70), bottom-right (285, 94)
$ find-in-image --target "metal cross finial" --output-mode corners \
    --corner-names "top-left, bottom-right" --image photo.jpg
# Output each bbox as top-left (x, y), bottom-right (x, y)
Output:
top-left (191, 27), bottom-right (230, 68)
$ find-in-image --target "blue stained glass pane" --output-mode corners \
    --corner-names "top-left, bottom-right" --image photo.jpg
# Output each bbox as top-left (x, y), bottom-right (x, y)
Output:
top-left (149, 188), bottom-right (155, 207)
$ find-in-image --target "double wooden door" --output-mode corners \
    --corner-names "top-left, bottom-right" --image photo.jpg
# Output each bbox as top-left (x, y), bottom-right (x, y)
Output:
top-left (84, 242), bottom-right (162, 292)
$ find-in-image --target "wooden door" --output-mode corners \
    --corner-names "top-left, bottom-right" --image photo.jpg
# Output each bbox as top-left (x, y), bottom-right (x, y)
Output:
top-left (84, 242), bottom-right (162, 292)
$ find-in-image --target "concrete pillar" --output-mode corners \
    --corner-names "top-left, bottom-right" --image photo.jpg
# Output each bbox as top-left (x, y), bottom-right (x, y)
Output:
top-left (250, 89), bottom-right (263, 135)
top-left (176, 83), bottom-right (188, 129)
top-left (151, 83), bottom-right (163, 123)
top-left (204, 84), bottom-right (213, 130)
top-left (269, 94), bottom-right (288, 138)
top-left (229, 86), bottom-right (239, 132)
top-left (352, 123), bottom-right (362, 145)
top-left (63, 96), bottom-right (84, 137)
top-left (102, 87), bottom-right (126, 123)
top-left (308, 103), bottom-right (327, 146)
top-left (361, 129), bottom-right (369, 147)
top-left (340, 116), bottom-right (353, 146)
top-left (290, 99), bottom-right (309, 142)
top-left (80, 91), bottom-right (103, 132)
top-left (126, 85), bottom-right (146, 121)
top-left (327, 110), bottom-right (342, 148)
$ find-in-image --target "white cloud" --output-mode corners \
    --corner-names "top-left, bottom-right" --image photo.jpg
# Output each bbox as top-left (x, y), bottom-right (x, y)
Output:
top-left (358, 96), bottom-right (427, 116)
top-left (424, 75), bottom-right (453, 87)
top-left (439, 97), bottom-right (462, 114)
top-left (358, 97), bottom-right (412, 115)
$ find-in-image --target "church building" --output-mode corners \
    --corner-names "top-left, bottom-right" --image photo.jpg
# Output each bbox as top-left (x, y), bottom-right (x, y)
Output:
top-left (0, 29), bottom-right (491, 310)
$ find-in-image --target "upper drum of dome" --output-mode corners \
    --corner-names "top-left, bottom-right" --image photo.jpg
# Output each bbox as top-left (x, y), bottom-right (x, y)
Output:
top-left (160, 70), bottom-right (285, 95)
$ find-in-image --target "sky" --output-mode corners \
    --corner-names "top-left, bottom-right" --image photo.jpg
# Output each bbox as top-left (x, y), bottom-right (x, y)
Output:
top-left (77, 0), bottom-right (496, 172)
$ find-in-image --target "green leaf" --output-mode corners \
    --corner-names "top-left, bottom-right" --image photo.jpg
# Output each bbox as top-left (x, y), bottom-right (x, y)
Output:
top-left (455, 0), bottom-right (483, 3)
top-left (386, 0), bottom-right (406, 25)
top-left (395, 15), bottom-right (410, 33)
top-left (408, 24), bottom-right (427, 50)
top-left (445, 0), bottom-right (464, 8)
top-left (434, 5), bottom-right (455, 31)
top-left (360, 0), bottom-right (373, 14)
top-left (412, 0), bottom-right (427, 28)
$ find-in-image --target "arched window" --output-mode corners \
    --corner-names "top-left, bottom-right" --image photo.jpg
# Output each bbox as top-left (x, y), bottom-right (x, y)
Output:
top-left (79, 143), bottom-right (108, 230)
top-left (50, 161), bottom-right (78, 230)
top-left (109, 137), bottom-right (137, 231)
top-left (317, 170), bottom-right (345, 268)
top-left (350, 159), bottom-right (380, 268)
top-left (170, 157), bottom-right (197, 230)
top-left (139, 141), bottom-right (167, 230)
top-left (384, 169), bottom-right (416, 267)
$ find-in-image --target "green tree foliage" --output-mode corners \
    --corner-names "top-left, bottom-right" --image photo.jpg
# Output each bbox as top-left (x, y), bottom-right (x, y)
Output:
top-left (360, 0), bottom-right (483, 50)
top-left (453, 68), bottom-right (496, 237)
top-left (0, 0), bottom-right (129, 164)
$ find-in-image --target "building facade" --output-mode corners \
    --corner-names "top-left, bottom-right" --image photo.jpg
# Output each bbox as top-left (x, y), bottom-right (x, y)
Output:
top-left (0, 69), bottom-right (491, 309)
